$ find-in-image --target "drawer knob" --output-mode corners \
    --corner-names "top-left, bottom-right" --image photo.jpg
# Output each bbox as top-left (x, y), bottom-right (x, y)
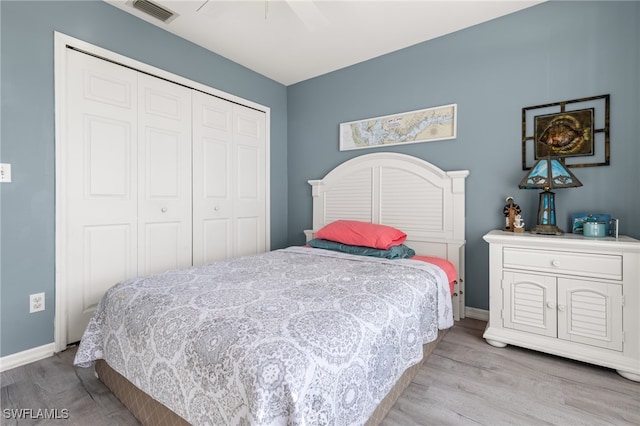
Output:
top-left (558, 304), bottom-right (566, 312)
top-left (546, 302), bottom-right (555, 309)
top-left (161, 207), bottom-right (167, 213)
top-left (552, 260), bottom-right (560, 267)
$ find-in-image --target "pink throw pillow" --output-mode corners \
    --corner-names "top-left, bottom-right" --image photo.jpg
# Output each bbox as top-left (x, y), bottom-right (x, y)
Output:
top-left (314, 220), bottom-right (407, 250)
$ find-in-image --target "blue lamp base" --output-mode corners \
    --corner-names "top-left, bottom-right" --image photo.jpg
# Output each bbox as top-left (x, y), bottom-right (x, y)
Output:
top-left (530, 190), bottom-right (564, 235)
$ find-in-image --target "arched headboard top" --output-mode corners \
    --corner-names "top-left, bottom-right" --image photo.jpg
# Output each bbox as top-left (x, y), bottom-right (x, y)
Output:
top-left (306, 152), bottom-right (469, 244)
top-left (310, 152), bottom-right (467, 186)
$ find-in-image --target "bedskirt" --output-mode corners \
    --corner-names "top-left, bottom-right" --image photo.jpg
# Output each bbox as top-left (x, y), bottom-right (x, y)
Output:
top-left (95, 329), bottom-right (447, 426)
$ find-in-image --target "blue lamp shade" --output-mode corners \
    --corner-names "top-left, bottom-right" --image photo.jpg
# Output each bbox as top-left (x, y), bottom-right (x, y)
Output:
top-left (518, 158), bottom-right (583, 190)
top-left (518, 158), bottom-right (583, 235)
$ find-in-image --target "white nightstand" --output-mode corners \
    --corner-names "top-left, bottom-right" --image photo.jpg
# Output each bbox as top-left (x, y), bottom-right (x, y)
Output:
top-left (483, 230), bottom-right (640, 381)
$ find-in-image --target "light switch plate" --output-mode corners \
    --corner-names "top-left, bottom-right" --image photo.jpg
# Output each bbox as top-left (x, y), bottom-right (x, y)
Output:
top-left (0, 163), bottom-right (11, 183)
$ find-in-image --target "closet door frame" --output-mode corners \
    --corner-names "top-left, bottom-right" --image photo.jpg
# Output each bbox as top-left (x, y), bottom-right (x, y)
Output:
top-left (54, 32), bottom-right (271, 351)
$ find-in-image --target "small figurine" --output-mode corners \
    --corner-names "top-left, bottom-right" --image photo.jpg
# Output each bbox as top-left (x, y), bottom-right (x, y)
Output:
top-left (513, 214), bottom-right (525, 233)
top-left (503, 196), bottom-right (521, 232)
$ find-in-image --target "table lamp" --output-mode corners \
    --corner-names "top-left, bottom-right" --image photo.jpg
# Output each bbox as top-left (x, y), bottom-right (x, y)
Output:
top-left (518, 157), bottom-right (582, 235)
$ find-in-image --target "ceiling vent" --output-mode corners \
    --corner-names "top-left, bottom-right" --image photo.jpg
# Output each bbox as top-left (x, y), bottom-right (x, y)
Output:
top-left (129, 0), bottom-right (178, 23)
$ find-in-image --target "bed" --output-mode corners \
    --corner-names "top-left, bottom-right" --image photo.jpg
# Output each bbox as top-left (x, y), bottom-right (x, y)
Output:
top-left (304, 152), bottom-right (468, 322)
top-left (74, 152), bottom-right (469, 425)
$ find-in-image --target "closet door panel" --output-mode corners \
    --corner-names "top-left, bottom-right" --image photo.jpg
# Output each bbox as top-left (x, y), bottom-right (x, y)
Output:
top-left (142, 222), bottom-right (182, 274)
top-left (192, 92), bottom-right (233, 265)
top-left (146, 128), bottom-right (180, 196)
top-left (137, 74), bottom-right (192, 275)
top-left (236, 217), bottom-right (260, 256)
top-left (83, 224), bottom-right (132, 303)
top-left (203, 219), bottom-right (232, 261)
top-left (199, 139), bottom-right (233, 261)
top-left (86, 117), bottom-right (131, 196)
top-left (234, 105), bottom-right (266, 256)
top-left (204, 140), bottom-right (228, 198)
top-left (65, 50), bottom-right (138, 343)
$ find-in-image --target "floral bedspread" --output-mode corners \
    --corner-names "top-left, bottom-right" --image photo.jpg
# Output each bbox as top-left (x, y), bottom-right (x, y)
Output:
top-left (74, 247), bottom-right (453, 425)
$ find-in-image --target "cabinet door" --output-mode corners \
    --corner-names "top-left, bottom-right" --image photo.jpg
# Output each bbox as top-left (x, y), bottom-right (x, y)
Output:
top-left (503, 272), bottom-right (557, 337)
top-left (557, 278), bottom-right (623, 351)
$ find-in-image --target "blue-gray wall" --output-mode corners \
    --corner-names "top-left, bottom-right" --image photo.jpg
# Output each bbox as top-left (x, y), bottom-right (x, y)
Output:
top-left (0, 0), bottom-right (288, 357)
top-left (287, 1), bottom-right (640, 312)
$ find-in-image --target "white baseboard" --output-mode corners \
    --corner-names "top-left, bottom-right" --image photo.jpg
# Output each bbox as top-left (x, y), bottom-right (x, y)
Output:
top-left (464, 307), bottom-right (489, 321)
top-left (0, 343), bottom-right (55, 373)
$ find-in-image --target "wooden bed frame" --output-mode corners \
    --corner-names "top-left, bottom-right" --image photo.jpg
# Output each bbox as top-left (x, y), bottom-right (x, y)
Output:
top-left (96, 152), bottom-right (469, 425)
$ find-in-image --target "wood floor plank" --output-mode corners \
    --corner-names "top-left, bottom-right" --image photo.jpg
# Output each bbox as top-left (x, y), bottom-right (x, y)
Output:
top-left (1, 349), bottom-right (139, 425)
top-left (1, 318), bottom-right (638, 425)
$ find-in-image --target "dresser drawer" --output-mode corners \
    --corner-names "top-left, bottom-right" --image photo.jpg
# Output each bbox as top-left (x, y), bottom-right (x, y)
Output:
top-left (503, 247), bottom-right (622, 280)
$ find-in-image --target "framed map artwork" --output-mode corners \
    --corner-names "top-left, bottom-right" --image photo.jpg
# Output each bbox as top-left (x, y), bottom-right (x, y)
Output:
top-left (339, 104), bottom-right (457, 151)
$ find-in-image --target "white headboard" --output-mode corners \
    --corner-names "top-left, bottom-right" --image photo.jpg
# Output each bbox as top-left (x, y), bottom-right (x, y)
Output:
top-left (304, 152), bottom-right (470, 320)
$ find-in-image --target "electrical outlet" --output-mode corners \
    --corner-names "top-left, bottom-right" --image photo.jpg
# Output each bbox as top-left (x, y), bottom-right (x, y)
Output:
top-left (30, 293), bottom-right (45, 313)
top-left (0, 163), bottom-right (11, 183)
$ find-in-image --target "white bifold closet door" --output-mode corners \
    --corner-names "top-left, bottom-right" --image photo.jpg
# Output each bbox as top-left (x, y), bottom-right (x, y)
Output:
top-left (192, 92), bottom-right (266, 265)
top-left (65, 51), bottom-right (139, 343)
top-left (63, 49), bottom-right (265, 343)
top-left (136, 73), bottom-right (192, 276)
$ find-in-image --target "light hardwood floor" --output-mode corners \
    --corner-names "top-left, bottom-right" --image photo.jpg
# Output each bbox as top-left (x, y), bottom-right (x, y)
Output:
top-left (383, 319), bottom-right (639, 425)
top-left (1, 319), bottom-right (638, 425)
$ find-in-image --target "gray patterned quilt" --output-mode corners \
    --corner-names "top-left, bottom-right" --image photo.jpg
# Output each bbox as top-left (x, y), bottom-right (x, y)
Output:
top-left (74, 246), bottom-right (453, 425)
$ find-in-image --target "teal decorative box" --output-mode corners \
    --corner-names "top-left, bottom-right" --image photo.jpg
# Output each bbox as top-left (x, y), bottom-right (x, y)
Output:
top-left (572, 213), bottom-right (611, 234)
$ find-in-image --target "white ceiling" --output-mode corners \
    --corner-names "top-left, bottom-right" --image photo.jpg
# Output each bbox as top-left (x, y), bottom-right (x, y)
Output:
top-left (105, 0), bottom-right (544, 86)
